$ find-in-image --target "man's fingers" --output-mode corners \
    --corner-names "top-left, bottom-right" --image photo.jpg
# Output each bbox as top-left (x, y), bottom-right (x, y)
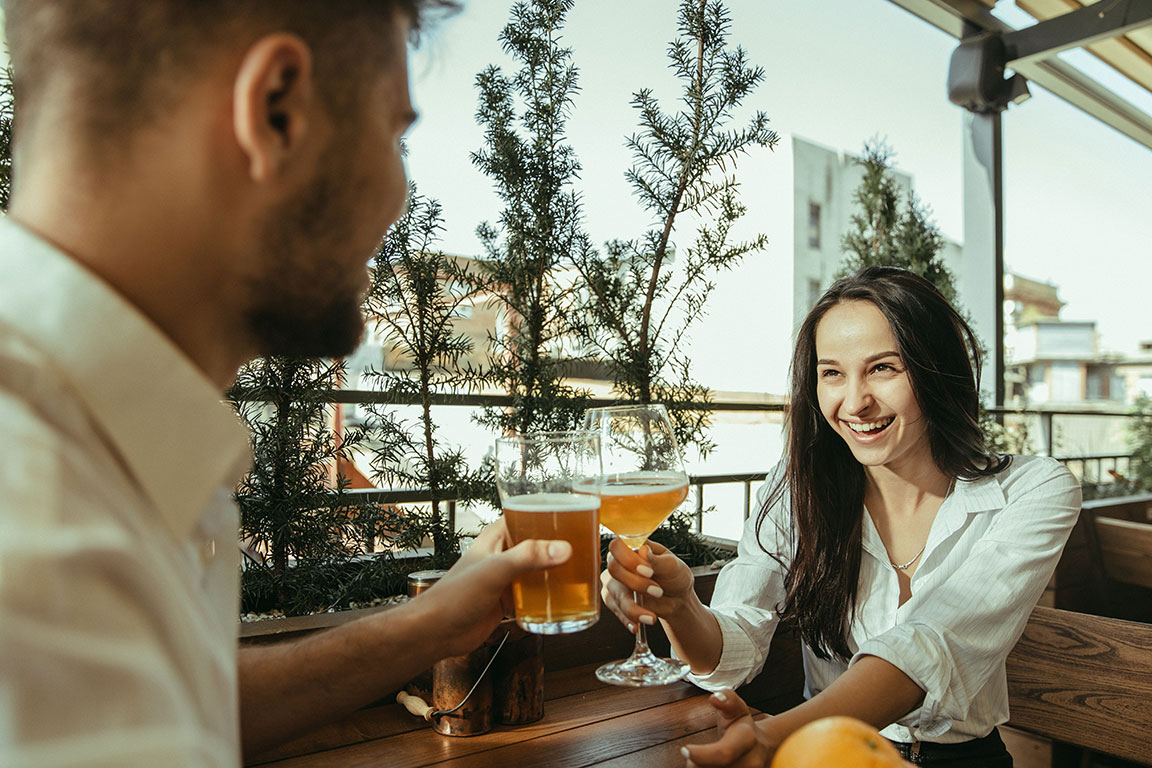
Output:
top-left (502, 538), bottom-right (572, 574)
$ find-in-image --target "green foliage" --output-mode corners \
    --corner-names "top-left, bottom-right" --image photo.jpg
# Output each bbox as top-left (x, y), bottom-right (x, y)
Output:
top-left (839, 140), bottom-right (957, 303)
top-left (0, 66), bottom-right (13, 211)
top-left (571, 0), bottom-right (777, 456)
top-left (979, 410), bottom-right (1031, 455)
top-left (1127, 394), bottom-right (1152, 492)
top-left (470, 0), bottom-right (591, 436)
top-left (232, 358), bottom-right (412, 616)
top-left (361, 181), bottom-right (490, 556)
top-left (647, 510), bottom-right (731, 565)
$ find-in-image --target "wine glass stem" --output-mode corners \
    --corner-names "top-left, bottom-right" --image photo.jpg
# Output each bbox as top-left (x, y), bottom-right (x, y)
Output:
top-left (632, 590), bottom-right (653, 658)
top-left (630, 545), bottom-right (656, 659)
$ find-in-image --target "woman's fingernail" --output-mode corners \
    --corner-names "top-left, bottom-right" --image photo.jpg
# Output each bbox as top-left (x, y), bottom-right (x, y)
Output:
top-left (639, 614), bottom-right (656, 626)
top-left (712, 691), bottom-right (727, 703)
top-left (647, 584), bottom-right (664, 598)
top-left (547, 541), bottom-right (570, 560)
top-left (627, 623), bottom-right (635, 633)
top-left (637, 564), bottom-right (654, 578)
top-left (681, 746), bottom-right (691, 760)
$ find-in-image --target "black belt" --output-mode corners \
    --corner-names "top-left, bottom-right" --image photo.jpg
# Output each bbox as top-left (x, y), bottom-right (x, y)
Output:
top-left (889, 728), bottom-right (1008, 766)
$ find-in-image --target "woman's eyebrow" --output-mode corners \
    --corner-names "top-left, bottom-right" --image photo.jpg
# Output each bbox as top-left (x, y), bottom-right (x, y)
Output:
top-left (816, 351), bottom-right (900, 366)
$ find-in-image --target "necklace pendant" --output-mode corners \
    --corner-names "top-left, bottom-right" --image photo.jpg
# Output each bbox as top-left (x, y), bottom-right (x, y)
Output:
top-left (890, 544), bottom-right (926, 571)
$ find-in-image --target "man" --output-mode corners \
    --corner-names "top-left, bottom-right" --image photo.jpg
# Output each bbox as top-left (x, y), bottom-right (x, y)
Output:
top-left (0, 2), bottom-right (571, 764)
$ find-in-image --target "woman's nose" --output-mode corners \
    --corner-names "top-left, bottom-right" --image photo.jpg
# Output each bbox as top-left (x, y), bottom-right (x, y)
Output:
top-left (844, 378), bottom-right (874, 414)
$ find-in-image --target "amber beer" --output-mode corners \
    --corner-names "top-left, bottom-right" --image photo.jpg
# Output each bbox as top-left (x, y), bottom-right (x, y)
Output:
top-left (597, 472), bottom-right (689, 548)
top-left (503, 492), bottom-right (601, 634)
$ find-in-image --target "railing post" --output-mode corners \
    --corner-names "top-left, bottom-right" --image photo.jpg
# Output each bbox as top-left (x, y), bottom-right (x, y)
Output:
top-left (1041, 412), bottom-right (1054, 457)
top-left (695, 481), bottom-right (704, 534)
top-left (743, 480), bottom-right (752, 521)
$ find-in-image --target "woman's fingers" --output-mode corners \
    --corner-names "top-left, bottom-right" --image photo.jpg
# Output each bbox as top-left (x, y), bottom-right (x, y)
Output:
top-left (708, 690), bottom-right (752, 732)
top-left (682, 719), bottom-right (767, 768)
top-left (599, 566), bottom-right (652, 632)
top-left (605, 547), bottom-right (663, 595)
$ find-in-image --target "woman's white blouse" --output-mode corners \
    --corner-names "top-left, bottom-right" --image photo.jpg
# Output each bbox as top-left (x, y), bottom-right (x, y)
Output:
top-left (688, 454), bottom-right (1082, 743)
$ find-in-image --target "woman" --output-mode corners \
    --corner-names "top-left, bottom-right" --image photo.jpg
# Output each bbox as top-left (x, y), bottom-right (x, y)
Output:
top-left (601, 267), bottom-right (1081, 767)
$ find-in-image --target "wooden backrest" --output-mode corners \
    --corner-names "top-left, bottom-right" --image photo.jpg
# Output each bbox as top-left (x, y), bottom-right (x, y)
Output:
top-left (1095, 516), bottom-right (1152, 588)
top-left (1006, 606), bottom-right (1152, 765)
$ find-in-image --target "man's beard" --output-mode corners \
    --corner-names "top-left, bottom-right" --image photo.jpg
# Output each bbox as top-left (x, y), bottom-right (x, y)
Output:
top-left (245, 293), bottom-right (364, 359)
top-left (244, 148), bottom-right (372, 359)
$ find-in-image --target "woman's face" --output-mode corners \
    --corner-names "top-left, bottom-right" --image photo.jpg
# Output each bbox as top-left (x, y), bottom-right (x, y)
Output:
top-left (814, 300), bottom-right (932, 475)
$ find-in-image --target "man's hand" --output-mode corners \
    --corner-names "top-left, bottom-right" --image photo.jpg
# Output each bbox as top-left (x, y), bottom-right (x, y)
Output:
top-left (412, 518), bottom-right (571, 658)
top-left (682, 690), bottom-right (776, 768)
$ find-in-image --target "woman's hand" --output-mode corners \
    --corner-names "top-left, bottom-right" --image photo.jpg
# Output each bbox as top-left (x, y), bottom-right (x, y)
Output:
top-left (682, 690), bottom-right (777, 768)
top-left (600, 537), bottom-right (695, 633)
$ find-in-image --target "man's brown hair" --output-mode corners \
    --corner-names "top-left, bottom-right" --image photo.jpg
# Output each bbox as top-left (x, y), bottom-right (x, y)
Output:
top-left (4, 0), bottom-right (456, 147)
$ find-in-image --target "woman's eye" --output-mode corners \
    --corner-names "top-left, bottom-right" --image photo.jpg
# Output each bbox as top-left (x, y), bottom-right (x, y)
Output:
top-left (819, 369), bottom-right (841, 378)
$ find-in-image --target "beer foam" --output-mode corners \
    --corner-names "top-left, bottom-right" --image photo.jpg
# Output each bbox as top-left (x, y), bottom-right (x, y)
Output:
top-left (502, 492), bottom-right (601, 512)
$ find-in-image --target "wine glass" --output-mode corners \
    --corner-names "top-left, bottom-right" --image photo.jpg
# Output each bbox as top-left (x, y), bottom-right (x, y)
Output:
top-left (584, 404), bottom-right (691, 686)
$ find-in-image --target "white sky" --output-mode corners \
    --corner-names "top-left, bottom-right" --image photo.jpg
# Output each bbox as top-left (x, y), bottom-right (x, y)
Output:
top-left (404, 0), bottom-right (1152, 394)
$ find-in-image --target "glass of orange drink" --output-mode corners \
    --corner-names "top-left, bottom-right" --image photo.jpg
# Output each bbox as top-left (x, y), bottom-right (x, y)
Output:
top-left (582, 404), bottom-right (690, 686)
top-left (495, 431), bottom-right (603, 634)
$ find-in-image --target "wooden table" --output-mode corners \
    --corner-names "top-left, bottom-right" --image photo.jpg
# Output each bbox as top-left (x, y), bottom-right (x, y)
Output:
top-left (250, 663), bottom-right (737, 767)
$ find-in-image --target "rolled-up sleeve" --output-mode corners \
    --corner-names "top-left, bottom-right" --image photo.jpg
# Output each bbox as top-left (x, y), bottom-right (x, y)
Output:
top-left (853, 457), bottom-right (1082, 738)
top-left (689, 475), bottom-right (792, 691)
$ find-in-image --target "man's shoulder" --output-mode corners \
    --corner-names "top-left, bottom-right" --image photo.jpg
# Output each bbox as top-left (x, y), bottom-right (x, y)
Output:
top-left (0, 326), bottom-right (93, 450)
top-left (0, 330), bottom-right (130, 528)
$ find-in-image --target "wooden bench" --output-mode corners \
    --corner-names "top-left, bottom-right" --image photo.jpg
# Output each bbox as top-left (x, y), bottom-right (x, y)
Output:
top-left (1095, 516), bottom-right (1152, 590)
top-left (1077, 508), bottom-right (1152, 623)
top-left (1006, 605), bottom-right (1152, 767)
top-left (1043, 496), bottom-right (1152, 622)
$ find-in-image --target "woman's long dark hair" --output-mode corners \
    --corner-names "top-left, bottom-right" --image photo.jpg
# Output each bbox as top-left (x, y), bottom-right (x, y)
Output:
top-left (759, 266), bottom-right (1010, 661)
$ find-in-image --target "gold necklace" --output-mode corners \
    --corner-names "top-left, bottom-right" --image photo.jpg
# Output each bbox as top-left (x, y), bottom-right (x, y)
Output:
top-left (889, 477), bottom-right (955, 571)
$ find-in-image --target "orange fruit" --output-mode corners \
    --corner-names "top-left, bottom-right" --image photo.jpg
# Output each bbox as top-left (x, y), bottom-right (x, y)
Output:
top-left (770, 716), bottom-right (910, 768)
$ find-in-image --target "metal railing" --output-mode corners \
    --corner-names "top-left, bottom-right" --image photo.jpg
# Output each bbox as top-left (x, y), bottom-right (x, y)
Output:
top-left (250, 393), bottom-right (1144, 536)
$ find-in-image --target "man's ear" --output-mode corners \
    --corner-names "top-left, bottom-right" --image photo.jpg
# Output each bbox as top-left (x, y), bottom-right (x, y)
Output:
top-left (232, 33), bottom-right (315, 182)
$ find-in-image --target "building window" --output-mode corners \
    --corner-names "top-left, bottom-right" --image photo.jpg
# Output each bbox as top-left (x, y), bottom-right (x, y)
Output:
top-left (807, 203), bottom-right (821, 249)
top-left (808, 279), bottom-right (823, 310)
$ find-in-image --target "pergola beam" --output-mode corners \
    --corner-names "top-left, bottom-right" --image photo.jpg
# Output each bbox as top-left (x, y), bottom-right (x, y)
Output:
top-left (887, 0), bottom-right (1152, 151)
top-left (1004, 0), bottom-right (1152, 66)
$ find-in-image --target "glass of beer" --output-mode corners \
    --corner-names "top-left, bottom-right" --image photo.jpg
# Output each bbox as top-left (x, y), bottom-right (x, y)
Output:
top-left (495, 431), bottom-right (602, 634)
top-left (583, 404), bottom-right (690, 686)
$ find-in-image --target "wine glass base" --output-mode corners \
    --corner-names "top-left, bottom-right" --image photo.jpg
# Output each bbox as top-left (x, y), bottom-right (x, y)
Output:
top-left (595, 654), bottom-right (690, 687)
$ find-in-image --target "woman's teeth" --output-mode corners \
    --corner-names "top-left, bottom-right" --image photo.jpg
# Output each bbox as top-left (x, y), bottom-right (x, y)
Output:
top-left (846, 417), bottom-right (894, 433)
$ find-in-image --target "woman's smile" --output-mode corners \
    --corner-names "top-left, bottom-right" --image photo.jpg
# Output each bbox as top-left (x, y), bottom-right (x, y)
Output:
top-left (842, 416), bottom-right (895, 437)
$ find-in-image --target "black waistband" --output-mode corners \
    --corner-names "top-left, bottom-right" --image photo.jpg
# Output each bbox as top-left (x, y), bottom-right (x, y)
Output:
top-left (889, 728), bottom-right (1007, 765)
